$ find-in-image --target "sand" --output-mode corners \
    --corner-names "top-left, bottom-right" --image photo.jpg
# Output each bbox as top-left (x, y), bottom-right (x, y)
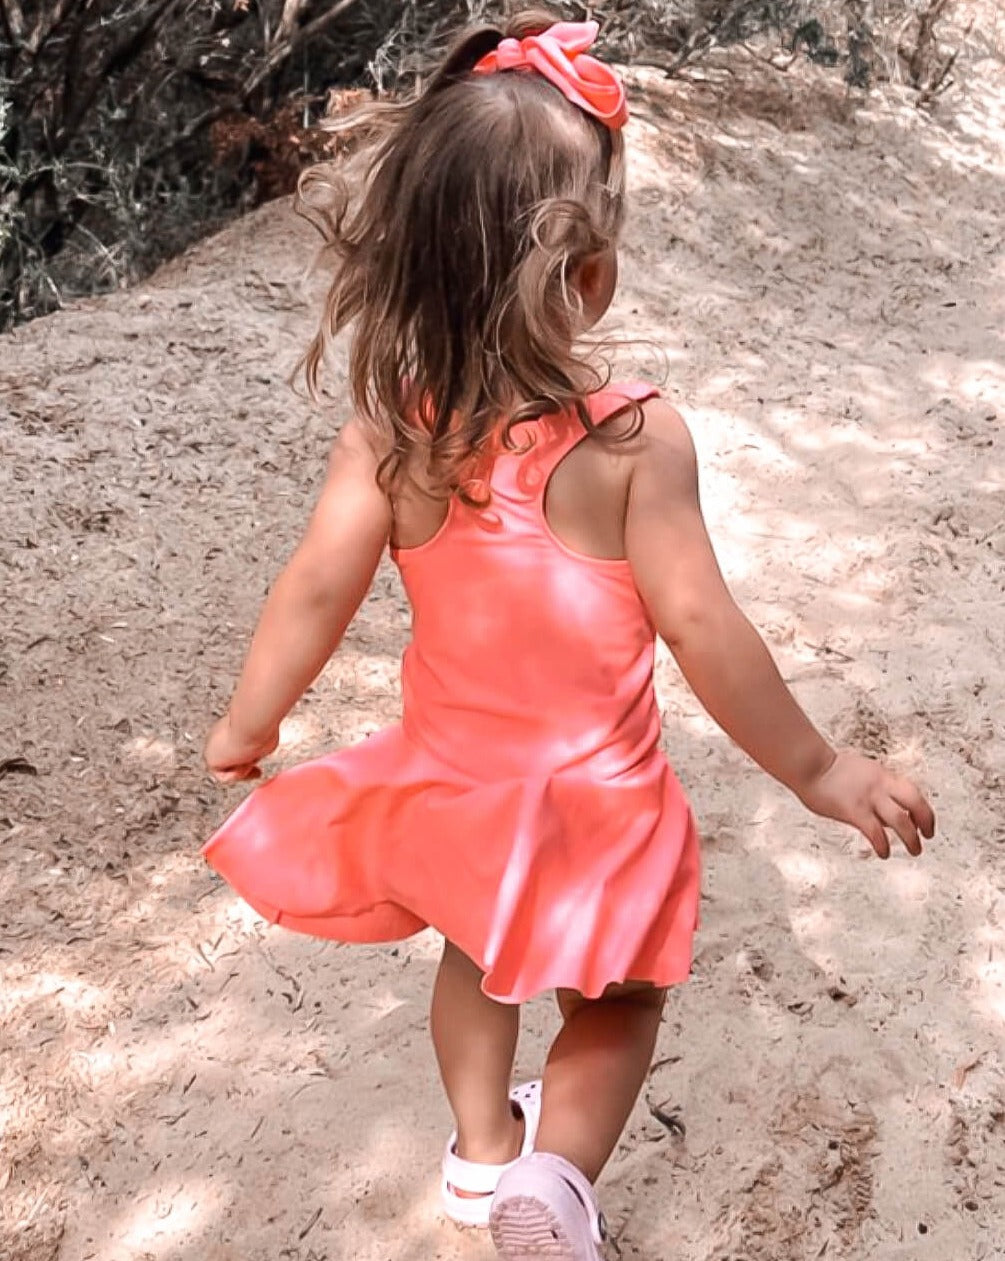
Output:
top-left (1, 42), bottom-right (1003, 1261)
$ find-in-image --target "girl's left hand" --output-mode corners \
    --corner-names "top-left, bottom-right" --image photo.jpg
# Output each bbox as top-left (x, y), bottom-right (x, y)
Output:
top-left (204, 715), bottom-right (279, 783)
top-left (798, 749), bottom-right (935, 859)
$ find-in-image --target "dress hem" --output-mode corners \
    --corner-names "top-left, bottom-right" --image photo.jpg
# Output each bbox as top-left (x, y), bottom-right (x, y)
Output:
top-left (206, 871), bottom-right (695, 1005)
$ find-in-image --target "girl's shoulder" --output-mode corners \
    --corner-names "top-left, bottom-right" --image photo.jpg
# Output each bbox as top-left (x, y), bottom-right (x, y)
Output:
top-left (589, 381), bottom-right (693, 458)
top-left (339, 414), bottom-right (392, 461)
top-left (622, 394), bottom-right (701, 515)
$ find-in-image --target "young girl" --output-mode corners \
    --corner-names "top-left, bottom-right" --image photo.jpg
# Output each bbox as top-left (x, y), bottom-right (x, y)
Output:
top-left (203, 13), bottom-right (934, 1259)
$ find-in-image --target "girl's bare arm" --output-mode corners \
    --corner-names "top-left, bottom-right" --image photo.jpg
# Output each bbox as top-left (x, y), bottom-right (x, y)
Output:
top-left (625, 398), bottom-right (934, 856)
top-left (206, 419), bottom-right (391, 779)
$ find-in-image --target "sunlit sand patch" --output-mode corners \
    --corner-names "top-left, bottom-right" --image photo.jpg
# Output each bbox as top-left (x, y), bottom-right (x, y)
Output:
top-left (678, 708), bottom-right (724, 740)
top-left (0, 970), bottom-right (108, 1018)
top-left (773, 848), bottom-right (832, 892)
top-left (121, 734), bottom-right (176, 769)
top-left (225, 896), bottom-right (269, 935)
top-left (921, 342), bottom-right (1005, 397)
top-left (787, 903), bottom-right (841, 948)
top-left (967, 951), bottom-right (1005, 1029)
top-left (884, 862), bottom-right (931, 904)
top-left (277, 710), bottom-right (321, 754)
top-left (115, 1178), bottom-right (218, 1256)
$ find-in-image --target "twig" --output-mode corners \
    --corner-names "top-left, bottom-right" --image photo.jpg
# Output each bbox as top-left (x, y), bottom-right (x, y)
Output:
top-left (276, 0), bottom-right (307, 46)
top-left (0, 0), bottom-right (25, 46)
top-left (298, 1206), bottom-right (322, 1240)
top-left (739, 39), bottom-right (797, 72)
top-left (240, 0), bottom-right (361, 102)
top-left (24, 0), bottom-right (81, 58)
top-left (907, 0), bottom-right (952, 87)
top-left (56, 0), bottom-right (183, 153)
top-left (70, 220), bottom-right (125, 285)
top-left (917, 19), bottom-right (972, 107)
top-left (141, 102), bottom-right (233, 166)
top-left (657, 0), bottom-right (753, 78)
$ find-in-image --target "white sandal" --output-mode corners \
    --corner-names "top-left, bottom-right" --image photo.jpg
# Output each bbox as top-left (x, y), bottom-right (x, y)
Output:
top-left (440, 1081), bottom-right (542, 1227)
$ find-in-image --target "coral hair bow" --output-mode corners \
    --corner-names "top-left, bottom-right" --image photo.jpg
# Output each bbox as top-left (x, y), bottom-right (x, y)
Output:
top-left (473, 21), bottom-right (628, 130)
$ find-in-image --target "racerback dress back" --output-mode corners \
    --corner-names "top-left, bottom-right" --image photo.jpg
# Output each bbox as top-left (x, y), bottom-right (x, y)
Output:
top-left (203, 382), bottom-right (700, 1002)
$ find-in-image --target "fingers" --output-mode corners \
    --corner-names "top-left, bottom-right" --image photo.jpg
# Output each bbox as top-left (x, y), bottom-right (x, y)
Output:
top-left (859, 815), bottom-right (891, 860)
top-left (890, 776), bottom-right (936, 839)
top-left (210, 763), bottom-right (261, 784)
top-left (876, 797), bottom-right (923, 856)
top-left (858, 764), bottom-right (935, 859)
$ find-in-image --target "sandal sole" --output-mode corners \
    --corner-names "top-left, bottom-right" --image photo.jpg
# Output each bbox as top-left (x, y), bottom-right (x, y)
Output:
top-left (490, 1191), bottom-right (600, 1259)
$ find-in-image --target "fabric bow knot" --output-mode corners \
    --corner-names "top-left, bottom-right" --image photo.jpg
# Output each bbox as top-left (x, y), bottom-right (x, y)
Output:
top-left (473, 21), bottom-right (628, 130)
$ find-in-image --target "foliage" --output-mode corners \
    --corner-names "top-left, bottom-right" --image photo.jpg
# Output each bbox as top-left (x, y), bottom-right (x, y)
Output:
top-left (0, 0), bottom-right (978, 329)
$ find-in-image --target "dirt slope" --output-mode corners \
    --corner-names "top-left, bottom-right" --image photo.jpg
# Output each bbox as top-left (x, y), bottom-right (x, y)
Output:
top-left (2, 48), bottom-right (1003, 1261)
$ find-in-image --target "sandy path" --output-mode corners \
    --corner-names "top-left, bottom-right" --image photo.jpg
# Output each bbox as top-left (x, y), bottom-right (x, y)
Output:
top-left (2, 49), bottom-right (1003, 1261)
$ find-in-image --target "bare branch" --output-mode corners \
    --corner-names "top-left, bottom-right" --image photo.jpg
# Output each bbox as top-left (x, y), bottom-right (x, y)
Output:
top-left (25, 0), bottom-right (82, 58)
top-left (141, 101), bottom-right (232, 165)
top-left (0, 0), bottom-right (26, 47)
top-left (275, 0), bottom-right (308, 46)
top-left (56, 0), bottom-right (183, 152)
top-left (240, 0), bottom-right (361, 101)
top-left (654, 0), bottom-right (753, 78)
top-left (917, 15), bottom-right (973, 107)
top-left (907, 0), bottom-right (953, 86)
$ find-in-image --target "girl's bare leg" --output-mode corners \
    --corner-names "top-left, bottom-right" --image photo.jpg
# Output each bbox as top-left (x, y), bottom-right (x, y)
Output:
top-left (430, 939), bottom-right (523, 1165)
top-left (535, 981), bottom-right (667, 1182)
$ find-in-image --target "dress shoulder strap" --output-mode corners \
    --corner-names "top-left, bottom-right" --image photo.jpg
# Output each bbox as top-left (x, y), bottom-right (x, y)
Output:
top-left (503, 380), bottom-right (662, 506)
top-left (585, 379), bottom-right (661, 427)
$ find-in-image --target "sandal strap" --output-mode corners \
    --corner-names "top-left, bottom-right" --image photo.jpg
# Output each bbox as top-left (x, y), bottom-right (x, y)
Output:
top-left (441, 1080), bottom-right (543, 1195)
top-left (512, 1080), bottom-right (542, 1154)
top-left (442, 1143), bottom-right (518, 1195)
top-left (439, 1080), bottom-right (544, 1227)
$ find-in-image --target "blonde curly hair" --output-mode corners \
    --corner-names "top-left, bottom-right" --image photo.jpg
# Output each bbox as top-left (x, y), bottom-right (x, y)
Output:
top-left (296, 8), bottom-right (632, 499)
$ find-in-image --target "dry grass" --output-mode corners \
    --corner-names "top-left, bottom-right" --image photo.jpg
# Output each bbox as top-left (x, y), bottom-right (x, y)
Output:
top-left (3, 0), bottom-right (993, 328)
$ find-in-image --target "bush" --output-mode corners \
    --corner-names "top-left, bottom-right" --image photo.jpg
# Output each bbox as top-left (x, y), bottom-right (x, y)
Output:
top-left (0, 0), bottom-right (437, 328)
top-left (0, 0), bottom-right (975, 329)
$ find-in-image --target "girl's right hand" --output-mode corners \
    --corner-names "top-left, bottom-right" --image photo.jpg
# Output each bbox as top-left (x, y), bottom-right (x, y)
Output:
top-left (204, 714), bottom-right (279, 784)
top-left (797, 750), bottom-right (935, 859)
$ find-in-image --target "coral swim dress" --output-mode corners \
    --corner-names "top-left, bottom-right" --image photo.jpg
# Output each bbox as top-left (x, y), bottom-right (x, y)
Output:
top-left (202, 382), bottom-right (700, 1002)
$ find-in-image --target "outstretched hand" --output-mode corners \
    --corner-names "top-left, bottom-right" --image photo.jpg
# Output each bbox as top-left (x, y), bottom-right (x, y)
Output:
top-left (799, 750), bottom-right (935, 858)
top-left (204, 715), bottom-right (279, 784)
